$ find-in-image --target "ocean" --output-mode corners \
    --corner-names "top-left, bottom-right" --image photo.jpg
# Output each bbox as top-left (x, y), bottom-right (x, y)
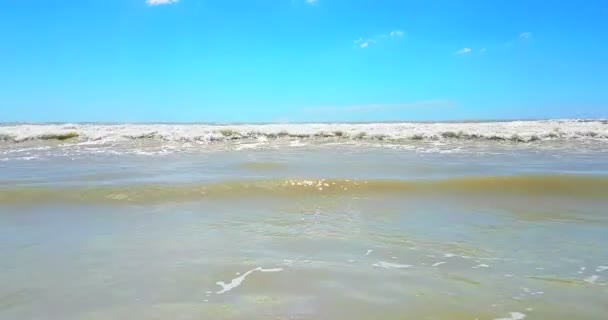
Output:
top-left (1, 120), bottom-right (607, 319)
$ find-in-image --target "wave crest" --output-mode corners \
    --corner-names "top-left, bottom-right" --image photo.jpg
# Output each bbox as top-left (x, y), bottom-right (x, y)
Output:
top-left (1, 120), bottom-right (607, 144)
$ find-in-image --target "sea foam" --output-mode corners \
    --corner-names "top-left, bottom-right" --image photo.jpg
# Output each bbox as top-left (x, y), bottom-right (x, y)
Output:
top-left (216, 267), bottom-right (283, 294)
top-left (1, 120), bottom-right (606, 144)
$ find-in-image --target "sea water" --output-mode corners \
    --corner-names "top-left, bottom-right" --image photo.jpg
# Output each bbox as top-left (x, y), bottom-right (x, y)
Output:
top-left (1, 121), bottom-right (607, 319)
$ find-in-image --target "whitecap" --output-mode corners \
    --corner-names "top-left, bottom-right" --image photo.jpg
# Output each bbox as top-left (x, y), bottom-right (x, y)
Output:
top-left (584, 275), bottom-right (599, 284)
top-left (495, 312), bottom-right (526, 320)
top-left (2, 120), bottom-right (607, 147)
top-left (373, 261), bottom-right (411, 269)
top-left (234, 143), bottom-right (265, 151)
top-left (289, 140), bottom-right (307, 147)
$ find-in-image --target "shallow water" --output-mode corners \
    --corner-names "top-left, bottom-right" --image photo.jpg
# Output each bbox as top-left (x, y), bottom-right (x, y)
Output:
top-left (1, 131), bottom-right (608, 319)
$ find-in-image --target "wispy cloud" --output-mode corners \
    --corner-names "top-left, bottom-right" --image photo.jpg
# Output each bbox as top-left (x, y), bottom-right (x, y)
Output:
top-left (146, 0), bottom-right (178, 6)
top-left (480, 48), bottom-right (487, 53)
top-left (390, 30), bottom-right (404, 37)
top-left (303, 100), bottom-right (455, 115)
top-left (519, 32), bottom-right (532, 40)
top-left (455, 48), bottom-right (472, 55)
top-left (505, 31), bottom-right (533, 47)
top-left (354, 38), bottom-right (375, 48)
top-left (354, 30), bottom-right (404, 49)
top-left (305, 0), bottom-right (318, 4)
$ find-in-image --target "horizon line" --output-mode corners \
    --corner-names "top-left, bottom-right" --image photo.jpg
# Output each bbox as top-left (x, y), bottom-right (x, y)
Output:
top-left (0, 117), bottom-right (606, 126)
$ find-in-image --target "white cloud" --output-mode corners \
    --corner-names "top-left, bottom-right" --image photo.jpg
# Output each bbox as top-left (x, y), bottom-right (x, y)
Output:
top-left (146, 0), bottom-right (178, 5)
top-left (354, 30), bottom-right (403, 49)
top-left (519, 32), bottom-right (532, 40)
top-left (305, 0), bottom-right (318, 4)
top-left (354, 38), bottom-right (374, 48)
top-left (503, 32), bottom-right (532, 47)
top-left (455, 48), bottom-right (472, 54)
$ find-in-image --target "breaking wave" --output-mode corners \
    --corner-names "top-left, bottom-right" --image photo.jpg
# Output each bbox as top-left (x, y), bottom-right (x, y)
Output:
top-left (0, 120), bottom-right (607, 144)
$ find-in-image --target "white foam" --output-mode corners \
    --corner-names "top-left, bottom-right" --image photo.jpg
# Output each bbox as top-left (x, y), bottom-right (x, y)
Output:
top-left (289, 140), bottom-right (307, 147)
top-left (366, 249), bottom-right (373, 256)
top-left (473, 264), bottom-right (490, 268)
top-left (584, 275), bottom-right (599, 284)
top-left (373, 261), bottom-right (412, 269)
top-left (1, 120), bottom-right (606, 145)
top-left (234, 143), bottom-right (266, 150)
top-left (495, 312), bottom-right (526, 320)
top-left (216, 267), bottom-right (283, 294)
top-left (596, 266), bottom-right (608, 272)
top-left (432, 262), bottom-right (447, 267)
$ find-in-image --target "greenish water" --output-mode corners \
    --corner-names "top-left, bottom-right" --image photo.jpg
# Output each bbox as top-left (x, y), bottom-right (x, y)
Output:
top-left (1, 141), bottom-right (607, 319)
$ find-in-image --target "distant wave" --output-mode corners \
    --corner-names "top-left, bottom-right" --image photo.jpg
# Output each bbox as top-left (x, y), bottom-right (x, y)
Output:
top-left (0, 120), bottom-right (607, 144)
top-left (1, 175), bottom-right (607, 204)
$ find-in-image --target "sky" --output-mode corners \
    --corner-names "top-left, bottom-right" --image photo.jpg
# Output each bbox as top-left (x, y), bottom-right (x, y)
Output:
top-left (0, 0), bottom-right (607, 123)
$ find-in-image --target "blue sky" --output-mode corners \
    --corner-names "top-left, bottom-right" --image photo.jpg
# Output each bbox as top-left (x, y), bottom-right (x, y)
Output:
top-left (1, 0), bottom-right (607, 122)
